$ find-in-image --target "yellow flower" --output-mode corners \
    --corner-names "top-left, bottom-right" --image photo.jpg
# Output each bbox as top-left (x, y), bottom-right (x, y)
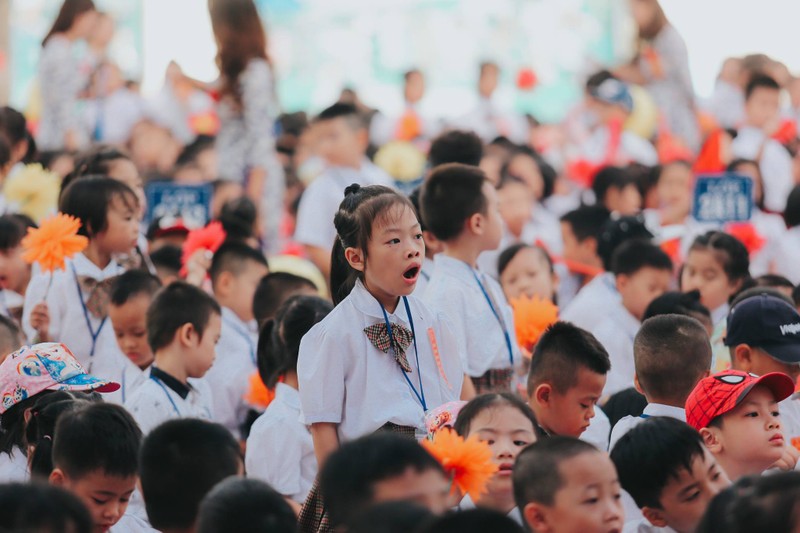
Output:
top-left (3, 164), bottom-right (60, 223)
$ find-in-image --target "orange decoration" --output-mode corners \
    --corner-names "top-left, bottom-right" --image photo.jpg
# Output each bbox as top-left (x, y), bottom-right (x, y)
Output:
top-left (422, 428), bottom-right (499, 500)
top-left (792, 437), bottom-right (800, 453)
top-left (180, 221), bottom-right (227, 276)
top-left (395, 111), bottom-right (422, 141)
top-left (509, 295), bottom-right (559, 353)
top-left (725, 223), bottom-right (766, 255)
top-left (243, 372), bottom-right (276, 410)
top-left (21, 213), bottom-right (88, 273)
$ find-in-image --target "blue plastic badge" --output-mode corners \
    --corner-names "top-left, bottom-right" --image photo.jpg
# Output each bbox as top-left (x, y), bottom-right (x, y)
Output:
top-left (145, 182), bottom-right (212, 229)
top-left (692, 174), bottom-right (753, 223)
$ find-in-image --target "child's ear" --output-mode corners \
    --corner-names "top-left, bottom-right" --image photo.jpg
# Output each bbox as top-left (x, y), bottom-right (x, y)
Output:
top-left (732, 344), bottom-right (754, 372)
top-left (344, 247), bottom-right (365, 272)
top-left (523, 502), bottom-right (553, 533)
top-left (642, 507), bottom-right (669, 528)
top-left (467, 212), bottom-right (484, 236)
top-left (216, 271), bottom-right (234, 295)
top-left (633, 373), bottom-right (645, 396)
top-left (700, 427), bottom-right (722, 454)
top-left (178, 323), bottom-right (197, 347)
top-left (534, 383), bottom-right (552, 407)
top-left (615, 273), bottom-right (629, 292)
top-left (49, 468), bottom-right (67, 487)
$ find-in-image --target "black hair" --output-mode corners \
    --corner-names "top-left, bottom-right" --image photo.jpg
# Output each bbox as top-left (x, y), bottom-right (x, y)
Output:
top-left (643, 290), bottom-right (711, 323)
top-left (610, 239), bottom-right (673, 277)
top-left (0, 213), bottom-right (36, 251)
top-left (218, 196), bottom-right (258, 243)
top-left (52, 403), bottom-right (141, 480)
top-left (586, 70), bottom-right (616, 91)
top-left (0, 133), bottom-right (10, 168)
top-left (453, 393), bottom-right (542, 439)
top-left (592, 166), bottom-right (636, 208)
top-left (0, 106), bottom-right (27, 146)
top-left (1, 393), bottom-right (52, 457)
top-left (755, 274), bottom-right (795, 292)
top-left (497, 243), bottom-right (554, 278)
top-left (720, 472), bottom-right (800, 533)
top-left (347, 501), bottom-right (434, 533)
top-left (598, 215), bottom-right (654, 271)
top-left (634, 314), bottom-right (711, 404)
top-left (149, 244), bottom-right (183, 276)
top-left (0, 482), bottom-right (93, 533)
top-left (315, 102), bottom-right (365, 129)
top-left (500, 146), bottom-right (556, 200)
top-left (146, 281), bottom-right (221, 352)
top-left (785, 185), bottom-right (800, 228)
top-left (687, 231), bottom-right (750, 287)
top-left (253, 272), bottom-right (318, 326)
top-left (59, 176), bottom-right (138, 238)
top-left (726, 158), bottom-right (764, 210)
top-left (611, 417), bottom-right (707, 509)
top-left (428, 130), bottom-right (484, 168)
top-left (319, 433), bottom-right (445, 528)
top-left (560, 205), bottom-right (611, 242)
top-left (601, 388), bottom-right (647, 428)
top-left (528, 322), bottom-right (611, 395)
top-left (417, 509), bottom-right (525, 533)
top-left (420, 163), bottom-right (488, 242)
top-left (208, 241), bottom-right (268, 288)
top-left (794, 285), bottom-right (800, 308)
top-left (110, 270), bottom-right (162, 307)
top-left (745, 74), bottom-right (780, 100)
top-left (696, 477), bottom-right (758, 533)
top-left (257, 295), bottom-right (332, 388)
top-left (513, 437), bottom-right (600, 507)
top-left (175, 134), bottom-right (216, 168)
top-left (197, 477), bottom-right (296, 533)
top-left (140, 418), bottom-right (242, 531)
top-left (62, 145), bottom-right (134, 195)
top-left (330, 184), bottom-right (415, 305)
top-left (408, 186), bottom-right (427, 232)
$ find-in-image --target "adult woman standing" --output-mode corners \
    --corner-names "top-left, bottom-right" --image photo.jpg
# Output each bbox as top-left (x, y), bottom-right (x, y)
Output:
top-left (37, 0), bottom-right (97, 151)
top-left (615, 0), bottom-right (700, 153)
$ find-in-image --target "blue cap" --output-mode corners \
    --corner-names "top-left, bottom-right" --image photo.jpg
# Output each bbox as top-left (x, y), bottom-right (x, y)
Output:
top-left (589, 78), bottom-right (634, 113)
top-left (725, 293), bottom-right (800, 364)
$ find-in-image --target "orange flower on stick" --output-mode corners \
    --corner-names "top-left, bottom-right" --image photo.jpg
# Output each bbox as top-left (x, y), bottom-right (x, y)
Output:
top-left (180, 221), bottom-right (227, 277)
top-left (422, 428), bottom-right (498, 500)
top-left (510, 295), bottom-right (559, 353)
top-left (21, 213), bottom-right (88, 273)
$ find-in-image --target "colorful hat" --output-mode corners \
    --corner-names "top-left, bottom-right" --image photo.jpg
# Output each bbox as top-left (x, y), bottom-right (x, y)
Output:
top-left (0, 343), bottom-right (120, 414)
top-left (685, 370), bottom-right (794, 430)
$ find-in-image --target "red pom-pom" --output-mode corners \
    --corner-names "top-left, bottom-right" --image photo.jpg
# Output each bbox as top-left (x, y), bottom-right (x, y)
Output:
top-left (180, 221), bottom-right (227, 276)
top-left (516, 68), bottom-right (538, 91)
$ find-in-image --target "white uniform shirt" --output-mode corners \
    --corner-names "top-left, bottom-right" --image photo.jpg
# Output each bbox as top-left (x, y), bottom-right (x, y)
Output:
top-left (560, 273), bottom-right (620, 333)
top-left (0, 449), bottom-right (28, 482)
top-left (22, 253), bottom-right (128, 380)
top-left (105, 362), bottom-right (151, 406)
top-left (609, 403), bottom-right (687, 451)
top-left (205, 307), bottom-right (258, 437)
top-left (748, 209), bottom-right (788, 278)
top-left (624, 520), bottom-right (678, 533)
top-left (581, 406), bottom-right (611, 451)
top-left (774, 226), bottom-right (800, 285)
top-left (779, 393), bottom-right (800, 443)
top-left (125, 369), bottom-right (214, 435)
top-left (298, 279), bottom-right (463, 442)
top-left (731, 126), bottom-right (794, 213)
top-left (423, 255), bottom-right (521, 377)
top-left (579, 126), bottom-right (658, 166)
top-left (246, 383), bottom-right (316, 503)
top-left (412, 257), bottom-right (436, 297)
top-left (592, 301), bottom-right (640, 398)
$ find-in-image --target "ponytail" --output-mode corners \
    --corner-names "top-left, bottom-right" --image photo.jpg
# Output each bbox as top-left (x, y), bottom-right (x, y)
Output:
top-left (24, 392), bottom-right (89, 480)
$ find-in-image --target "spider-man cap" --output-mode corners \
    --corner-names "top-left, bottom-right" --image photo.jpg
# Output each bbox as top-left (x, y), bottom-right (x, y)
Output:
top-left (685, 370), bottom-right (795, 430)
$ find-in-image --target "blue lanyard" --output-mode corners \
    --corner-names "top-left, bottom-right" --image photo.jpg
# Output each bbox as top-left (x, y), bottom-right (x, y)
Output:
top-left (121, 366), bottom-right (127, 403)
top-left (71, 265), bottom-right (108, 362)
top-left (471, 271), bottom-right (515, 366)
top-left (223, 315), bottom-right (257, 365)
top-left (150, 375), bottom-right (181, 416)
top-left (380, 297), bottom-right (427, 412)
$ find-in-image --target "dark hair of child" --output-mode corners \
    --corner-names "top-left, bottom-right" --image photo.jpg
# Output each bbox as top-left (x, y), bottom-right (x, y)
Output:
top-left (419, 163), bottom-right (488, 242)
top-left (745, 74), bottom-right (780, 100)
top-left (208, 241), bottom-right (268, 287)
top-left (785, 185), bottom-right (800, 229)
top-left (687, 231), bottom-right (751, 296)
top-left (453, 393), bottom-right (544, 439)
top-left (62, 145), bottom-right (134, 195)
top-left (139, 419), bottom-right (242, 531)
top-left (347, 501), bottom-right (434, 533)
top-left (59, 176), bottom-right (138, 239)
top-left (257, 295), bottom-right (333, 388)
top-left (110, 270), bottom-right (162, 307)
top-left (0, 482), bottom-right (93, 533)
top-left (597, 215), bottom-right (654, 271)
top-left (559, 205), bottom-right (611, 243)
top-left (146, 281), bottom-right (221, 352)
top-left (319, 433), bottom-right (445, 529)
top-left (794, 285), bottom-right (800, 308)
top-left (592, 166), bottom-right (634, 208)
top-left (427, 130), bottom-right (484, 168)
top-left (0, 106), bottom-right (28, 149)
top-left (329, 183), bottom-right (414, 305)
top-left (500, 146), bottom-right (556, 200)
top-left (497, 244), bottom-right (554, 279)
top-left (527, 322), bottom-right (611, 396)
top-left (0, 213), bottom-right (36, 251)
top-left (253, 272), bottom-right (318, 326)
top-left (315, 102), bottom-right (365, 129)
top-left (610, 417), bottom-right (707, 510)
top-left (197, 478), bottom-right (297, 533)
top-left (601, 388), bottom-right (647, 428)
top-left (52, 403), bottom-right (142, 480)
top-left (727, 158), bottom-right (765, 210)
top-left (513, 437), bottom-right (599, 507)
top-left (175, 134), bottom-right (215, 168)
top-left (610, 239), bottom-right (673, 277)
top-left (149, 245), bottom-right (183, 278)
top-left (585, 70), bottom-right (616, 92)
top-left (754, 274), bottom-right (795, 293)
top-left (42, 0), bottom-right (95, 46)
top-left (643, 290), bottom-right (711, 322)
top-left (418, 508), bottom-right (525, 533)
top-left (218, 196), bottom-right (258, 243)
top-left (407, 187), bottom-right (428, 232)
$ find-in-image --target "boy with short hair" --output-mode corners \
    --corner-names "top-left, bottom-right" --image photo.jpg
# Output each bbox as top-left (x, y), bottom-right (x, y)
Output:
top-left (125, 282), bottom-right (221, 434)
top-left (204, 241), bottom-right (269, 437)
top-left (49, 402), bottom-right (143, 533)
top-left (139, 418), bottom-right (242, 533)
top-left (527, 322), bottom-right (612, 450)
top-left (685, 369), bottom-right (794, 481)
top-left (253, 271), bottom-right (317, 326)
top-left (294, 103), bottom-right (394, 278)
top-left (611, 417), bottom-right (730, 533)
top-left (513, 437), bottom-right (624, 533)
top-left (427, 129), bottom-right (484, 168)
top-left (421, 163), bottom-right (520, 395)
top-left (591, 240), bottom-right (673, 397)
top-left (609, 314), bottom-right (712, 450)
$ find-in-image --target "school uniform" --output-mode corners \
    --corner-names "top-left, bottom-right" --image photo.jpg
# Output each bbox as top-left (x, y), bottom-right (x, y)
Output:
top-left (731, 126), bottom-right (794, 213)
top-left (370, 105), bottom-right (441, 145)
top-left (778, 393), bottom-right (800, 443)
top-left (423, 255), bottom-right (520, 394)
top-left (459, 494), bottom-right (524, 525)
top-left (125, 367), bottom-right (214, 435)
top-left (775, 226), bottom-right (800, 285)
top-left (0, 449), bottom-right (28, 482)
top-left (591, 302), bottom-right (640, 398)
top-left (623, 521), bottom-right (677, 533)
top-left (454, 97), bottom-right (527, 144)
top-left (609, 403), bottom-right (686, 450)
top-left (560, 272), bottom-right (620, 333)
top-left (578, 126), bottom-right (658, 166)
top-left (246, 383), bottom-right (317, 504)
top-left (0, 289), bottom-right (23, 329)
top-left (204, 307), bottom-right (258, 438)
top-left (294, 161), bottom-right (395, 253)
top-left (581, 406), bottom-right (611, 452)
top-left (297, 279), bottom-right (463, 443)
top-left (104, 361), bottom-right (151, 406)
top-left (22, 253), bottom-right (128, 381)
top-left (744, 209), bottom-right (787, 278)
top-left (710, 307), bottom-right (730, 373)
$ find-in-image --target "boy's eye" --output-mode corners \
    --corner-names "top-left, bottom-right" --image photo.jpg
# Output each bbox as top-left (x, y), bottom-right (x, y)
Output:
top-left (415, 233), bottom-right (423, 240)
top-left (386, 238), bottom-right (400, 245)
top-left (580, 403), bottom-right (589, 409)
top-left (684, 491), bottom-right (700, 502)
top-left (745, 412), bottom-right (759, 418)
top-left (92, 498), bottom-right (109, 505)
top-left (486, 439), bottom-right (495, 446)
top-left (772, 411), bottom-right (780, 417)
top-left (582, 498), bottom-right (599, 505)
top-left (513, 440), bottom-right (530, 447)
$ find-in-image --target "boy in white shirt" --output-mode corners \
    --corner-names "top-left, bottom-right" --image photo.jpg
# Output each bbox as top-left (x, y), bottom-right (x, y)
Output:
top-left (205, 242), bottom-right (269, 438)
top-left (557, 205), bottom-right (611, 314)
top-left (125, 282), bottom-right (221, 434)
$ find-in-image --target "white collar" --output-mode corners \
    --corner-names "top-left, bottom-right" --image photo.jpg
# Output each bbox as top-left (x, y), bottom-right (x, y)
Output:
top-left (274, 382), bottom-right (301, 411)
top-left (71, 252), bottom-right (122, 278)
top-left (349, 278), bottom-right (410, 324)
top-left (433, 255), bottom-right (479, 285)
top-left (642, 403), bottom-right (686, 422)
top-left (711, 303), bottom-right (729, 326)
top-left (221, 306), bottom-right (257, 335)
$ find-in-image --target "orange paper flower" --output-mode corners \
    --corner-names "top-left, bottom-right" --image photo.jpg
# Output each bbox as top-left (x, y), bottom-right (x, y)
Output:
top-left (422, 428), bottom-right (498, 500)
top-left (21, 213), bottom-right (88, 273)
top-left (180, 221), bottom-right (227, 276)
top-left (510, 295), bottom-right (559, 353)
top-left (243, 372), bottom-right (276, 410)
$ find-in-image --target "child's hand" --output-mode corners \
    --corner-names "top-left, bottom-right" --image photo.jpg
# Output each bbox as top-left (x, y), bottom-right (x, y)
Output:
top-left (30, 302), bottom-right (51, 343)
top-left (771, 445), bottom-right (800, 471)
top-left (184, 249), bottom-right (213, 287)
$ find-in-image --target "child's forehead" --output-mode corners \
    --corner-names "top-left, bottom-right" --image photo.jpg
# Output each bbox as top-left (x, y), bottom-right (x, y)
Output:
top-left (373, 204), bottom-right (418, 231)
top-left (557, 451), bottom-right (613, 487)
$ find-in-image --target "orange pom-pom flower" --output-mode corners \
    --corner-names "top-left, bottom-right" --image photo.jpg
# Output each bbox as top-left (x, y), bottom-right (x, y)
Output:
top-left (21, 213), bottom-right (88, 273)
top-left (509, 295), bottom-right (559, 353)
top-left (422, 428), bottom-right (498, 500)
top-left (180, 221), bottom-right (227, 276)
top-left (243, 372), bottom-right (276, 410)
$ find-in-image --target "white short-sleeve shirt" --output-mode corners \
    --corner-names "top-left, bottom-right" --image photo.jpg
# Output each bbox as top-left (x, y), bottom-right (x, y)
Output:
top-left (580, 405), bottom-right (611, 451)
top-left (125, 369), bottom-right (214, 435)
top-left (297, 279), bottom-right (463, 442)
top-left (609, 403), bottom-right (687, 451)
top-left (104, 362), bottom-right (151, 406)
top-left (591, 301), bottom-right (640, 398)
top-left (732, 126), bottom-right (794, 213)
top-left (560, 272), bottom-right (620, 333)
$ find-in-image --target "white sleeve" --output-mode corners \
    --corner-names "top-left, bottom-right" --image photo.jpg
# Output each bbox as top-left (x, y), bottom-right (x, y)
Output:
top-left (22, 270), bottom-right (65, 344)
top-left (294, 180), bottom-right (338, 250)
top-left (245, 418), bottom-right (304, 495)
top-left (297, 324), bottom-right (345, 424)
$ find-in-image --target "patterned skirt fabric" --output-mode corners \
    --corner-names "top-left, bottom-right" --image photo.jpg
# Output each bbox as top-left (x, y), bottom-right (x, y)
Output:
top-left (471, 368), bottom-right (514, 395)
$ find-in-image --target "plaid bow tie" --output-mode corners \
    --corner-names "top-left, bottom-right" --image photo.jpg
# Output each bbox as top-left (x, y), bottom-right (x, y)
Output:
top-left (77, 276), bottom-right (117, 319)
top-left (364, 322), bottom-right (414, 372)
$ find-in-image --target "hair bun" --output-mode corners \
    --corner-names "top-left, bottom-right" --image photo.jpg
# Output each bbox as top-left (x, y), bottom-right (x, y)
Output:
top-left (344, 183), bottom-right (361, 197)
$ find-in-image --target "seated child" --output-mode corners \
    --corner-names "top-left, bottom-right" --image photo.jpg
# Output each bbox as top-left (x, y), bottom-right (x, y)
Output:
top-left (427, 129), bottom-right (484, 169)
top-left (591, 240), bottom-right (673, 397)
top-left (196, 478), bottom-right (296, 533)
top-left (252, 271), bottom-right (318, 326)
top-left (139, 418), bottom-right (243, 533)
top-left (513, 436), bottom-right (624, 533)
top-left (609, 314), bottom-right (712, 450)
top-left (125, 282), bottom-right (221, 434)
top-left (49, 403), bottom-right (142, 533)
top-left (527, 322), bottom-right (612, 450)
top-left (205, 242), bottom-right (269, 438)
top-left (498, 244), bottom-right (558, 303)
top-left (0, 482), bottom-right (93, 533)
top-left (592, 166), bottom-right (642, 216)
top-left (685, 370), bottom-right (794, 481)
top-left (108, 270), bottom-right (163, 404)
top-left (611, 417), bottom-right (731, 533)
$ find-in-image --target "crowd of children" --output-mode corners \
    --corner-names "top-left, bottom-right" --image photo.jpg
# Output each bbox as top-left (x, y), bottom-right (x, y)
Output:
top-left (3, 0), bottom-right (800, 531)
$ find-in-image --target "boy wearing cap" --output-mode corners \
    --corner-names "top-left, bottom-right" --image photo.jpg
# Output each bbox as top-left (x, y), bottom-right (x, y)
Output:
top-left (685, 369), bottom-right (794, 481)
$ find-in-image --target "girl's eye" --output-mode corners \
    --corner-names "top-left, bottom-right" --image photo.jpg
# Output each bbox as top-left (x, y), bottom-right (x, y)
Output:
top-left (711, 471), bottom-right (721, 481)
top-left (386, 238), bottom-right (400, 245)
top-left (415, 233), bottom-right (423, 240)
top-left (486, 440), bottom-right (495, 446)
top-left (613, 492), bottom-right (622, 501)
top-left (745, 412), bottom-right (758, 418)
top-left (772, 411), bottom-right (780, 417)
top-left (513, 440), bottom-right (529, 447)
top-left (92, 498), bottom-right (108, 505)
top-left (582, 498), bottom-right (599, 505)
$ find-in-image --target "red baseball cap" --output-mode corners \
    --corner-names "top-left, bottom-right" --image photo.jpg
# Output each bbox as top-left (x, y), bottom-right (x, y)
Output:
top-left (685, 370), bottom-right (795, 430)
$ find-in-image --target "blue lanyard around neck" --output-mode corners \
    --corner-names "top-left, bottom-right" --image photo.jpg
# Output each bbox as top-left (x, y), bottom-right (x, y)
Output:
top-left (223, 314), bottom-right (256, 366)
top-left (71, 265), bottom-right (108, 363)
top-left (150, 375), bottom-right (181, 416)
top-left (471, 270), bottom-right (515, 366)
top-left (380, 297), bottom-right (427, 412)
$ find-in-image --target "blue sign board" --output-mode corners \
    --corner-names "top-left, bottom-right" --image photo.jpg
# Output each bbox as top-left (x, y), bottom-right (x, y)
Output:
top-left (692, 174), bottom-right (753, 223)
top-left (145, 182), bottom-right (212, 230)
